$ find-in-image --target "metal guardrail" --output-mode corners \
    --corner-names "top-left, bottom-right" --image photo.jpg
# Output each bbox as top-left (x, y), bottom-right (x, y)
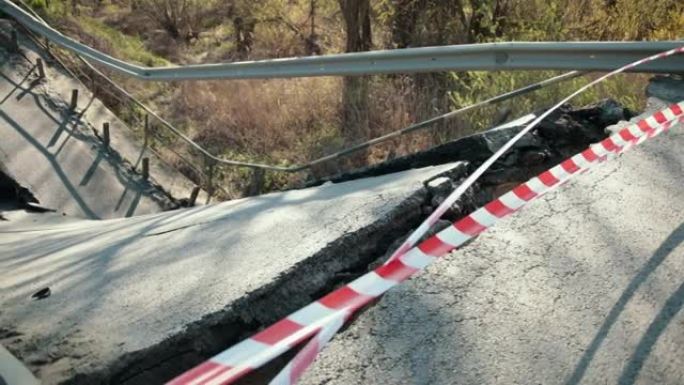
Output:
top-left (5, 0), bottom-right (677, 198)
top-left (1, 0), bottom-right (683, 80)
top-left (5, 0), bottom-right (590, 178)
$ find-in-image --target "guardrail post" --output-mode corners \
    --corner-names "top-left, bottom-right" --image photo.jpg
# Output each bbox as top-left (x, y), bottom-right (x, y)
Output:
top-left (10, 30), bottom-right (19, 52)
top-left (36, 58), bottom-right (45, 79)
top-left (204, 156), bottom-right (215, 204)
top-left (143, 114), bottom-right (149, 144)
top-left (69, 89), bottom-right (78, 111)
top-left (142, 157), bottom-right (150, 180)
top-left (189, 186), bottom-right (200, 206)
top-left (102, 122), bottom-right (110, 148)
top-left (245, 168), bottom-right (265, 196)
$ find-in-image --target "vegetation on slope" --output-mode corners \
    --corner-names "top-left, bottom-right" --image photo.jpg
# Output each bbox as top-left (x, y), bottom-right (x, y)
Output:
top-left (26, 0), bottom-right (684, 198)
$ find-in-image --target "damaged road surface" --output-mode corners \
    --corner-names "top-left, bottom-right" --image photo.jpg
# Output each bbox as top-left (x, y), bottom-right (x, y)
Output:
top-left (300, 99), bottom-right (684, 385)
top-left (1, 96), bottom-right (672, 385)
top-left (0, 162), bottom-right (460, 384)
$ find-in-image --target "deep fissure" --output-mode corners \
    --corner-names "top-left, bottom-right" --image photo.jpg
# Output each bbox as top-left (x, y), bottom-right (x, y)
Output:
top-left (42, 99), bottom-right (632, 385)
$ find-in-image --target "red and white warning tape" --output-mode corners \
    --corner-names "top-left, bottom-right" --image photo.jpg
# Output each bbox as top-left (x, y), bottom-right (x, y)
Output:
top-left (385, 46), bottom-right (684, 264)
top-left (168, 47), bottom-right (684, 385)
top-left (170, 102), bottom-right (683, 385)
top-left (268, 312), bottom-right (347, 385)
top-left (265, 104), bottom-right (684, 385)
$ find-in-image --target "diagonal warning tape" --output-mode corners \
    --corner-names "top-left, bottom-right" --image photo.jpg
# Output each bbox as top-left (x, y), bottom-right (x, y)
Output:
top-left (268, 312), bottom-right (347, 385)
top-left (263, 108), bottom-right (684, 385)
top-left (169, 47), bottom-right (684, 385)
top-left (385, 46), bottom-right (684, 265)
top-left (170, 103), bottom-right (683, 385)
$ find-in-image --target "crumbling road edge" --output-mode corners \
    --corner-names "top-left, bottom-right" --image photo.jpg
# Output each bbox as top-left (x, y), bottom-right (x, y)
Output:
top-left (168, 100), bottom-right (684, 385)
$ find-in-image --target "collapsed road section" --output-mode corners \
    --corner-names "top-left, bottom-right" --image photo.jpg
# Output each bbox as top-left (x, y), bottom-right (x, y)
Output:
top-left (0, 95), bottom-right (645, 384)
top-left (299, 96), bottom-right (684, 385)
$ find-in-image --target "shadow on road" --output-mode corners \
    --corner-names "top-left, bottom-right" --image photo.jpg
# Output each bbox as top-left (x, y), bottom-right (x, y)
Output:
top-left (0, 109), bottom-right (101, 219)
top-left (564, 221), bottom-right (684, 385)
top-left (617, 279), bottom-right (684, 385)
top-left (0, 66), bottom-right (170, 218)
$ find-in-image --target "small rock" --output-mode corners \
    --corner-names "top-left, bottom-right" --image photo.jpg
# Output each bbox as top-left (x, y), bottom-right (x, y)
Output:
top-left (31, 287), bottom-right (50, 300)
top-left (425, 176), bottom-right (454, 210)
top-left (426, 176), bottom-right (450, 189)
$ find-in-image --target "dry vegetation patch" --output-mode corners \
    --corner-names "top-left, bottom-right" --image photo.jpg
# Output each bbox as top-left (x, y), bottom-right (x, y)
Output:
top-left (24, 0), bottom-right (684, 198)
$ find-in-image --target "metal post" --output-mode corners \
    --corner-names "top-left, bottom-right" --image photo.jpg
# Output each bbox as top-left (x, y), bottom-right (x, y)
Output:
top-left (69, 89), bottom-right (78, 111)
top-left (189, 186), bottom-right (200, 206)
top-left (142, 157), bottom-right (149, 180)
top-left (205, 157), bottom-right (215, 204)
top-left (102, 122), bottom-right (110, 148)
top-left (10, 30), bottom-right (18, 52)
top-left (246, 168), bottom-right (265, 196)
top-left (143, 114), bottom-right (149, 144)
top-left (36, 58), bottom-right (45, 79)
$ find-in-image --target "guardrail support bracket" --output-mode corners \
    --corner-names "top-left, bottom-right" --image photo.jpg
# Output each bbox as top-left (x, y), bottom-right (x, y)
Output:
top-left (9, 29), bottom-right (19, 52)
top-left (189, 186), bottom-right (200, 206)
top-left (102, 122), bottom-right (110, 148)
top-left (36, 58), bottom-right (45, 79)
top-left (245, 168), bottom-right (265, 197)
top-left (142, 157), bottom-right (149, 180)
top-left (69, 89), bottom-right (78, 111)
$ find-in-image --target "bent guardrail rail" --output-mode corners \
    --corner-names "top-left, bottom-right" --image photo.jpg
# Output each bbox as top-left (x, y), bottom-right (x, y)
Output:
top-left (4, 2), bottom-right (586, 174)
top-left (4, 0), bottom-right (680, 199)
top-left (1, 0), bottom-right (683, 80)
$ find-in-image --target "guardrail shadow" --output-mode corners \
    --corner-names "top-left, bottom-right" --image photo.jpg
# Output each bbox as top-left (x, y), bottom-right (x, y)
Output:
top-left (0, 60), bottom-right (33, 105)
top-left (618, 279), bottom-right (684, 385)
top-left (564, 221), bottom-right (684, 385)
top-left (0, 65), bottom-right (169, 218)
top-left (0, 109), bottom-right (100, 219)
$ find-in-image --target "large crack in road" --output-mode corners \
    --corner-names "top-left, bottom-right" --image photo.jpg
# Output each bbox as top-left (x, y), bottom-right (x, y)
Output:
top-left (297, 95), bottom-right (684, 385)
top-left (118, 100), bottom-right (628, 384)
top-left (0, 98), bottom-right (638, 384)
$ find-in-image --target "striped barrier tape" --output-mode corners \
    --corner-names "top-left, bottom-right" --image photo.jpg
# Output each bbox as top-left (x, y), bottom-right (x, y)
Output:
top-left (268, 312), bottom-right (347, 385)
top-left (169, 48), bottom-right (684, 385)
top-left (262, 103), bottom-right (684, 385)
top-left (385, 45), bottom-right (684, 265)
top-left (170, 101), bottom-right (684, 385)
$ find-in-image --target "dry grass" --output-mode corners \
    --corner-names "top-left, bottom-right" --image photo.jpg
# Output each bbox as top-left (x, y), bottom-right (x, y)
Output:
top-left (175, 77), bottom-right (341, 161)
top-left (28, 0), bottom-right (682, 199)
top-left (170, 74), bottom-right (459, 184)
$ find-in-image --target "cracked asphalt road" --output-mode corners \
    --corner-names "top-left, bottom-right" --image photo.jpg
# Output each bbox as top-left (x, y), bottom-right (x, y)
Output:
top-left (300, 99), bottom-right (684, 385)
top-left (0, 162), bottom-right (458, 384)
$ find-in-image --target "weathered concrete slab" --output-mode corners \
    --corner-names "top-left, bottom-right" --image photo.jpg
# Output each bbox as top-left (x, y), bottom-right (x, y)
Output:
top-left (0, 162), bottom-right (459, 384)
top-left (300, 98), bottom-right (684, 385)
